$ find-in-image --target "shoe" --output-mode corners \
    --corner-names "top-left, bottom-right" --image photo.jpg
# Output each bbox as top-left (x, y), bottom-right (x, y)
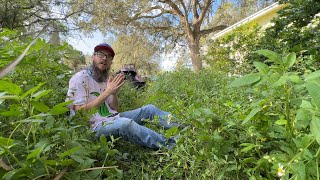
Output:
top-left (165, 137), bottom-right (176, 150)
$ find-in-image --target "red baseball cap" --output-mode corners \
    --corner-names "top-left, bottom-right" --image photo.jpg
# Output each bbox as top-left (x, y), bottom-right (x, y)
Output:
top-left (94, 44), bottom-right (115, 57)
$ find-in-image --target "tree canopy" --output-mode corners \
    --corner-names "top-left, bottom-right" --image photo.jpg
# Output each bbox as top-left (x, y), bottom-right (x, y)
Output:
top-left (73, 0), bottom-right (273, 71)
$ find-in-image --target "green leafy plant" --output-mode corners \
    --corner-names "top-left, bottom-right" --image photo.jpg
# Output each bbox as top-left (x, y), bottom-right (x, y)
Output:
top-left (0, 29), bottom-right (122, 179)
top-left (229, 49), bottom-right (320, 179)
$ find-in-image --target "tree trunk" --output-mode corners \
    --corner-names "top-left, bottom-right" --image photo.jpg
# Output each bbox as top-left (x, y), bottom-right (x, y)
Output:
top-left (187, 36), bottom-right (202, 71)
top-left (50, 27), bottom-right (60, 45)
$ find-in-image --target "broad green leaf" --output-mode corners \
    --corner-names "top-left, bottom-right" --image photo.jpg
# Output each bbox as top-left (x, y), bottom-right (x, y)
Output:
top-left (59, 146), bottom-right (81, 159)
top-left (275, 119), bottom-right (287, 126)
top-left (268, 72), bottom-right (281, 85)
top-left (293, 135), bottom-right (313, 148)
top-left (287, 72), bottom-right (302, 83)
top-left (242, 106), bottom-right (262, 125)
top-left (193, 119), bottom-right (203, 127)
top-left (283, 52), bottom-right (296, 68)
top-left (291, 161), bottom-right (305, 180)
top-left (99, 135), bottom-right (107, 145)
top-left (0, 136), bottom-right (14, 146)
top-left (0, 80), bottom-right (22, 95)
top-left (229, 74), bottom-right (261, 88)
top-left (197, 134), bottom-right (211, 141)
top-left (300, 100), bottom-right (313, 109)
top-left (272, 73), bottom-right (301, 86)
top-left (31, 101), bottom-right (50, 112)
top-left (27, 146), bottom-right (44, 159)
top-left (53, 100), bottom-right (73, 108)
top-left (87, 170), bottom-right (103, 179)
top-left (45, 116), bottom-right (55, 130)
top-left (3, 169), bottom-right (21, 180)
top-left (302, 149), bottom-right (313, 160)
top-left (165, 126), bottom-right (178, 138)
top-left (240, 143), bottom-right (255, 153)
top-left (255, 49), bottom-right (282, 64)
top-left (311, 116), bottom-right (320, 145)
top-left (305, 80), bottom-right (320, 109)
top-left (32, 90), bottom-right (52, 101)
top-left (0, 110), bottom-right (22, 117)
top-left (199, 108), bottom-right (214, 115)
top-left (255, 75), bottom-right (269, 86)
top-left (0, 92), bottom-right (20, 105)
top-left (253, 62), bottom-right (269, 75)
top-left (49, 100), bottom-right (72, 115)
top-left (295, 109), bottom-right (311, 129)
top-left (212, 130), bottom-right (223, 142)
top-left (273, 75), bottom-right (289, 87)
top-left (20, 83), bottom-right (45, 99)
top-left (45, 160), bottom-right (58, 166)
top-left (70, 154), bottom-right (84, 163)
top-left (304, 70), bottom-right (320, 81)
top-left (49, 106), bottom-right (69, 115)
top-left (34, 139), bottom-right (49, 150)
top-left (32, 38), bottom-right (45, 51)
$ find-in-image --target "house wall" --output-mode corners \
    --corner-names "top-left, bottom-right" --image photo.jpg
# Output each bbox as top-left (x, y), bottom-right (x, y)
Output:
top-left (211, 3), bottom-right (288, 40)
top-left (249, 4), bottom-right (287, 27)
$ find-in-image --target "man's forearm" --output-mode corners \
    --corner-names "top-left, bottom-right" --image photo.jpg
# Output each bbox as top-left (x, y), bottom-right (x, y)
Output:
top-left (109, 94), bottom-right (119, 111)
top-left (74, 91), bottom-right (112, 111)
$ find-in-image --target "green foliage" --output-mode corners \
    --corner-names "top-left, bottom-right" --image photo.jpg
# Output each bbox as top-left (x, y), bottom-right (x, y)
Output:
top-left (1, 0), bottom-right (320, 178)
top-left (116, 51), bottom-right (320, 179)
top-left (61, 42), bottom-right (86, 69)
top-left (116, 68), bottom-right (251, 178)
top-left (204, 23), bottom-right (261, 74)
top-left (251, 0), bottom-right (320, 70)
top-left (0, 29), bottom-right (122, 179)
top-left (229, 50), bottom-right (320, 179)
top-left (117, 82), bottom-right (146, 112)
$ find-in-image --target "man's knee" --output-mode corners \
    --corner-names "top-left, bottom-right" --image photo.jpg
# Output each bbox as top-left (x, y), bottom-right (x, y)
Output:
top-left (118, 118), bottom-right (135, 129)
top-left (142, 104), bottom-right (157, 112)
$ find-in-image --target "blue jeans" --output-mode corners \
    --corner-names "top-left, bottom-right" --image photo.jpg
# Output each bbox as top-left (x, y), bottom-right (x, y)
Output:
top-left (94, 104), bottom-right (177, 150)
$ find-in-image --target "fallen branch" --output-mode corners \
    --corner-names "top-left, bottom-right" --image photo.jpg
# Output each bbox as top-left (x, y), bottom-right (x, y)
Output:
top-left (53, 167), bottom-right (68, 180)
top-left (75, 166), bottom-right (118, 172)
top-left (0, 159), bottom-right (12, 171)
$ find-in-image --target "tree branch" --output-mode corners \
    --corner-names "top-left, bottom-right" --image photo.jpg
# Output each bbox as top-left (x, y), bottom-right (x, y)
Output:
top-left (131, 6), bottom-right (163, 20)
top-left (195, 0), bottom-right (212, 27)
top-left (161, 0), bottom-right (184, 18)
top-left (200, 25), bottom-right (228, 36)
top-left (178, 0), bottom-right (188, 17)
top-left (131, 8), bottom-right (171, 20)
top-left (192, 0), bottom-right (199, 20)
top-left (161, 0), bottom-right (193, 38)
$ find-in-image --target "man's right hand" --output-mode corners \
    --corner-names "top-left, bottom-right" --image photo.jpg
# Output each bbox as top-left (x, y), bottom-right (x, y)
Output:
top-left (104, 73), bottom-right (125, 95)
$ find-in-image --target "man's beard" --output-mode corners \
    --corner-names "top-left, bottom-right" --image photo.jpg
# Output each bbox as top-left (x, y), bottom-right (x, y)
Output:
top-left (91, 61), bottom-right (110, 83)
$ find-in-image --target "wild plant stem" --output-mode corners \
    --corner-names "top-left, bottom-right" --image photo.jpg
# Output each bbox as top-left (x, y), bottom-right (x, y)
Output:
top-left (32, 130), bottom-right (37, 144)
top-left (286, 139), bottom-right (315, 169)
top-left (8, 122), bottom-right (22, 146)
top-left (284, 84), bottom-right (292, 138)
top-left (317, 157), bottom-right (319, 180)
top-left (315, 147), bottom-right (320, 157)
top-left (0, 144), bottom-right (22, 167)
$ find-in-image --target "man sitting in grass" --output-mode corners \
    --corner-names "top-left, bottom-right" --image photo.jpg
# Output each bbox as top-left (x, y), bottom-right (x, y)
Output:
top-left (67, 43), bottom-right (179, 150)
